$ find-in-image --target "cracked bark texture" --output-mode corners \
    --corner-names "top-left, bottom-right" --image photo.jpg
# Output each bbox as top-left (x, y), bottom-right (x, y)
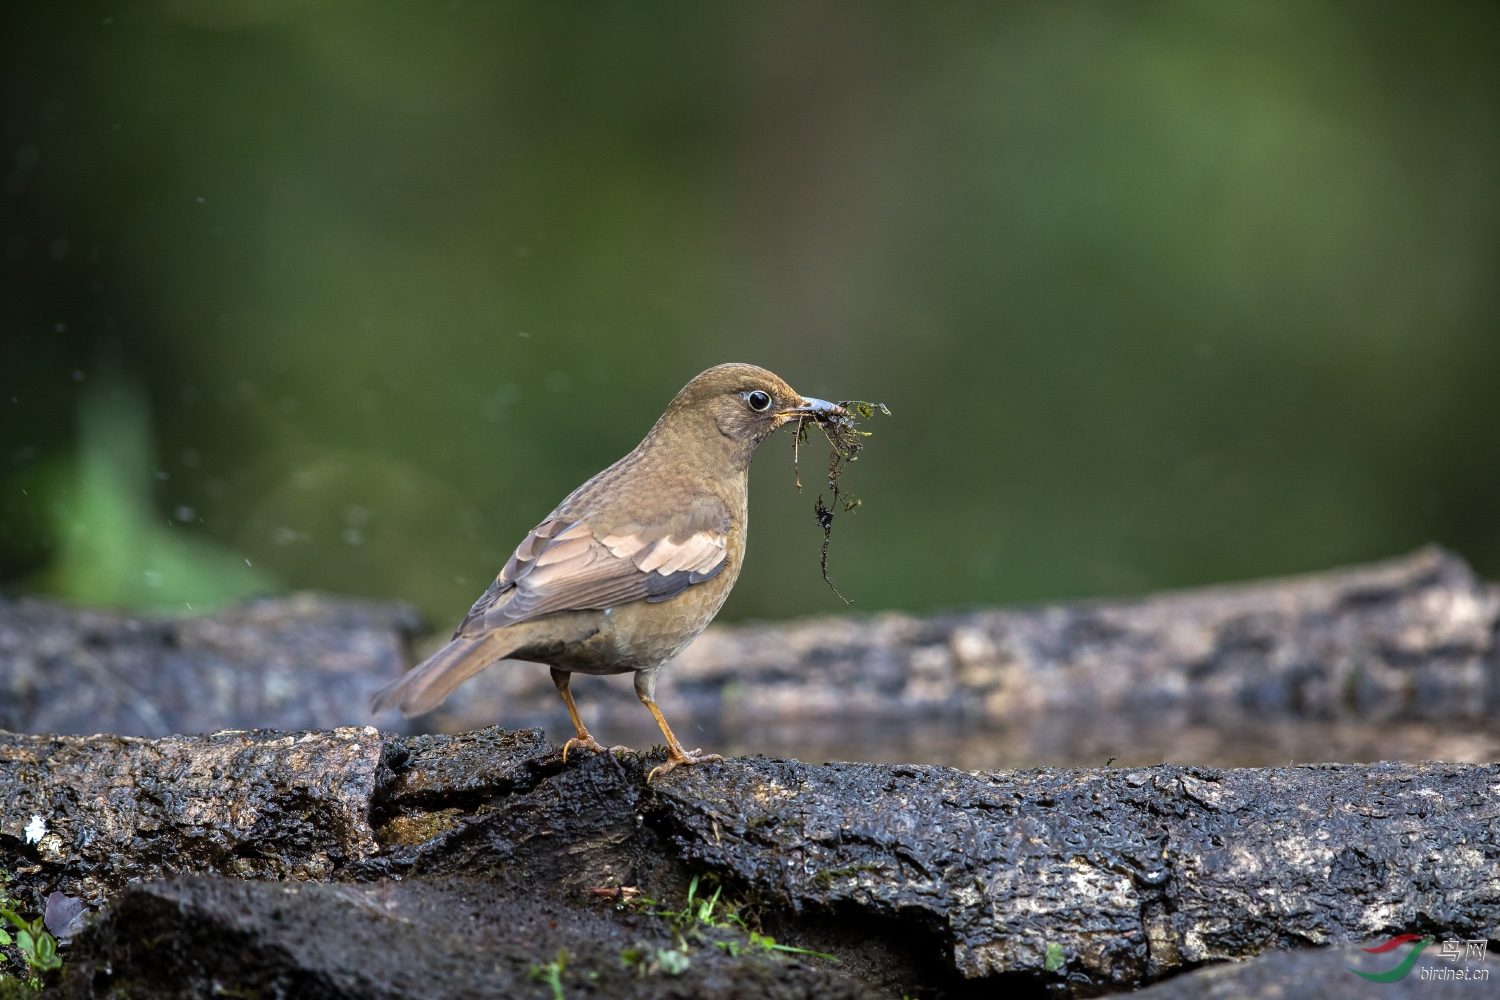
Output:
top-left (0, 727), bottom-right (385, 905)
top-left (656, 757), bottom-right (1500, 991)
top-left (4, 725), bottom-right (1497, 997)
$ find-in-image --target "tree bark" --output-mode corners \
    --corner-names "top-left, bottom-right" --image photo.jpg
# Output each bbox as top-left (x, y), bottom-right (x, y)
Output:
top-left (4, 726), bottom-right (1495, 997)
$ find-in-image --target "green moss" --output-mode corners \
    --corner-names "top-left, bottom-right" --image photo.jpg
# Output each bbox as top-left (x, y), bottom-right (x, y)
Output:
top-left (0, 975), bottom-right (41, 1000)
top-left (375, 807), bottom-right (464, 846)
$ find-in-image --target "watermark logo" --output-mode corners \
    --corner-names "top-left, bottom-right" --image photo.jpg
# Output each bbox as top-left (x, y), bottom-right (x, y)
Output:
top-left (1347, 935), bottom-right (1489, 984)
top-left (1348, 935), bottom-right (1431, 983)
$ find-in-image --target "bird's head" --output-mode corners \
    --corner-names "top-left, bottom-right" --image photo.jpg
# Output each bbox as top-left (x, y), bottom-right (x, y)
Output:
top-left (658, 363), bottom-right (845, 459)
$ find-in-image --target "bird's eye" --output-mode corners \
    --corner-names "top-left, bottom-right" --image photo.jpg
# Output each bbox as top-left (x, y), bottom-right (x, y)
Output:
top-left (746, 390), bottom-right (772, 412)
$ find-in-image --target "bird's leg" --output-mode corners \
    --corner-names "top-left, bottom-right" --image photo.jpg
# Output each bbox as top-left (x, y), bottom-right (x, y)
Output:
top-left (552, 668), bottom-right (608, 762)
top-left (635, 668), bottom-right (722, 782)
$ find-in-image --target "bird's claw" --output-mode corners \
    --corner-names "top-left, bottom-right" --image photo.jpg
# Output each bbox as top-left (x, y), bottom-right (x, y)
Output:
top-left (563, 737), bottom-right (637, 763)
top-left (562, 736), bottom-right (608, 762)
top-left (647, 749), bottom-right (724, 783)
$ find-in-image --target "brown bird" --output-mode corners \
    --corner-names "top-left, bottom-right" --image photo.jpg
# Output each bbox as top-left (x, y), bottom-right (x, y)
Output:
top-left (371, 364), bottom-right (844, 779)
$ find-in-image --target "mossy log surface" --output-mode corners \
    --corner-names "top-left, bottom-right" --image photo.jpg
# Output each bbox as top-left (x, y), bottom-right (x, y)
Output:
top-left (4, 725), bottom-right (1497, 997)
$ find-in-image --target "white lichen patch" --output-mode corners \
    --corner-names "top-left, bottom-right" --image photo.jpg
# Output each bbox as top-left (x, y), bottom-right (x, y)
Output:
top-left (24, 813), bottom-right (47, 843)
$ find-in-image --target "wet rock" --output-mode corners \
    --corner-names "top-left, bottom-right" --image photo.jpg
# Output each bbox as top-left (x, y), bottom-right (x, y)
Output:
top-left (0, 593), bottom-right (422, 738)
top-left (62, 875), bottom-right (876, 1000)
top-left (656, 757), bottom-right (1500, 993)
top-left (0, 727), bottom-right (384, 906)
top-left (8, 725), bottom-right (1496, 996)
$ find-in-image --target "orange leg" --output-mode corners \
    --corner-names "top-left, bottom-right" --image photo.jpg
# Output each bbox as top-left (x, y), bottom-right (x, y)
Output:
top-left (635, 668), bottom-right (722, 782)
top-left (552, 668), bottom-right (608, 762)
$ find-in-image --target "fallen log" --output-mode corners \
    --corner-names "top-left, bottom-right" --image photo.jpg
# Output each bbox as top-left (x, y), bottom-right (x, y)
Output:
top-left (0, 594), bottom-right (421, 737)
top-left (4, 726), bottom-right (1495, 996)
top-left (443, 544), bottom-right (1500, 735)
top-left (5, 548), bottom-right (1496, 759)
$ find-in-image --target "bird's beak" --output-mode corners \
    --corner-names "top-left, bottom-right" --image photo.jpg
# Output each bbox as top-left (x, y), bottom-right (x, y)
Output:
top-left (780, 397), bottom-right (847, 423)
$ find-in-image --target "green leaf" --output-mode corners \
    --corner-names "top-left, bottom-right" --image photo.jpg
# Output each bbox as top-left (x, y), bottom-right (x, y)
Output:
top-left (655, 949), bottom-right (690, 976)
top-left (31, 932), bottom-right (60, 971)
top-left (1044, 942), bottom-right (1066, 972)
top-left (0, 928), bottom-right (11, 945)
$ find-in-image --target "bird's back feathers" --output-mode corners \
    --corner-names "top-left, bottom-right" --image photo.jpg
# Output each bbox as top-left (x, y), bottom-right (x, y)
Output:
top-left (456, 507), bottom-right (730, 639)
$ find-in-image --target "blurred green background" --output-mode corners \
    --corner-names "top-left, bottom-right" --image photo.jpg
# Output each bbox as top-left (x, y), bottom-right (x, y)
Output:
top-left (3, 1), bottom-right (1499, 628)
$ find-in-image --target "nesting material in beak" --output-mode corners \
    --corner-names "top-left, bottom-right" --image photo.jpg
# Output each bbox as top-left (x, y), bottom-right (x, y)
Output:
top-left (785, 397), bottom-right (890, 603)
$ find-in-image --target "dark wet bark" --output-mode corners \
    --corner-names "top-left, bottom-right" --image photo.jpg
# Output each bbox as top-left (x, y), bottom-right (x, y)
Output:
top-left (0, 727), bottom-right (386, 905)
top-left (5, 725), bottom-right (1496, 997)
top-left (4, 548), bottom-right (1498, 996)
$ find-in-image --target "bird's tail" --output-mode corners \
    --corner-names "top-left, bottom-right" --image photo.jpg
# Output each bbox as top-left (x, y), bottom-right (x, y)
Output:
top-left (370, 631), bottom-right (518, 718)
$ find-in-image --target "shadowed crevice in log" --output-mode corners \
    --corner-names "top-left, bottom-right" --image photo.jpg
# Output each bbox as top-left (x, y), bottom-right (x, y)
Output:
top-left (374, 726), bottom-right (562, 811)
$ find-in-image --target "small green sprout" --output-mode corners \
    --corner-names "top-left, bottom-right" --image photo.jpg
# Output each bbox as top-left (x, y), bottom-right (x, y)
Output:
top-left (0, 872), bottom-right (62, 994)
top-left (715, 933), bottom-right (839, 962)
top-left (528, 948), bottom-right (567, 1000)
top-left (1044, 941), bottom-right (1066, 972)
top-left (630, 875), bottom-right (840, 967)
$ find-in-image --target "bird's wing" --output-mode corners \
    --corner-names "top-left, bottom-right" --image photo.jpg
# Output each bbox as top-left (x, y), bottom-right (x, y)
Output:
top-left (455, 507), bottom-right (729, 636)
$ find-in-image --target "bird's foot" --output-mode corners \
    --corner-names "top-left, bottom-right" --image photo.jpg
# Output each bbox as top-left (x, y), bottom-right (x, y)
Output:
top-left (647, 749), bottom-right (724, 783)
top-left (562, 736), bottom-right (609, 762)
